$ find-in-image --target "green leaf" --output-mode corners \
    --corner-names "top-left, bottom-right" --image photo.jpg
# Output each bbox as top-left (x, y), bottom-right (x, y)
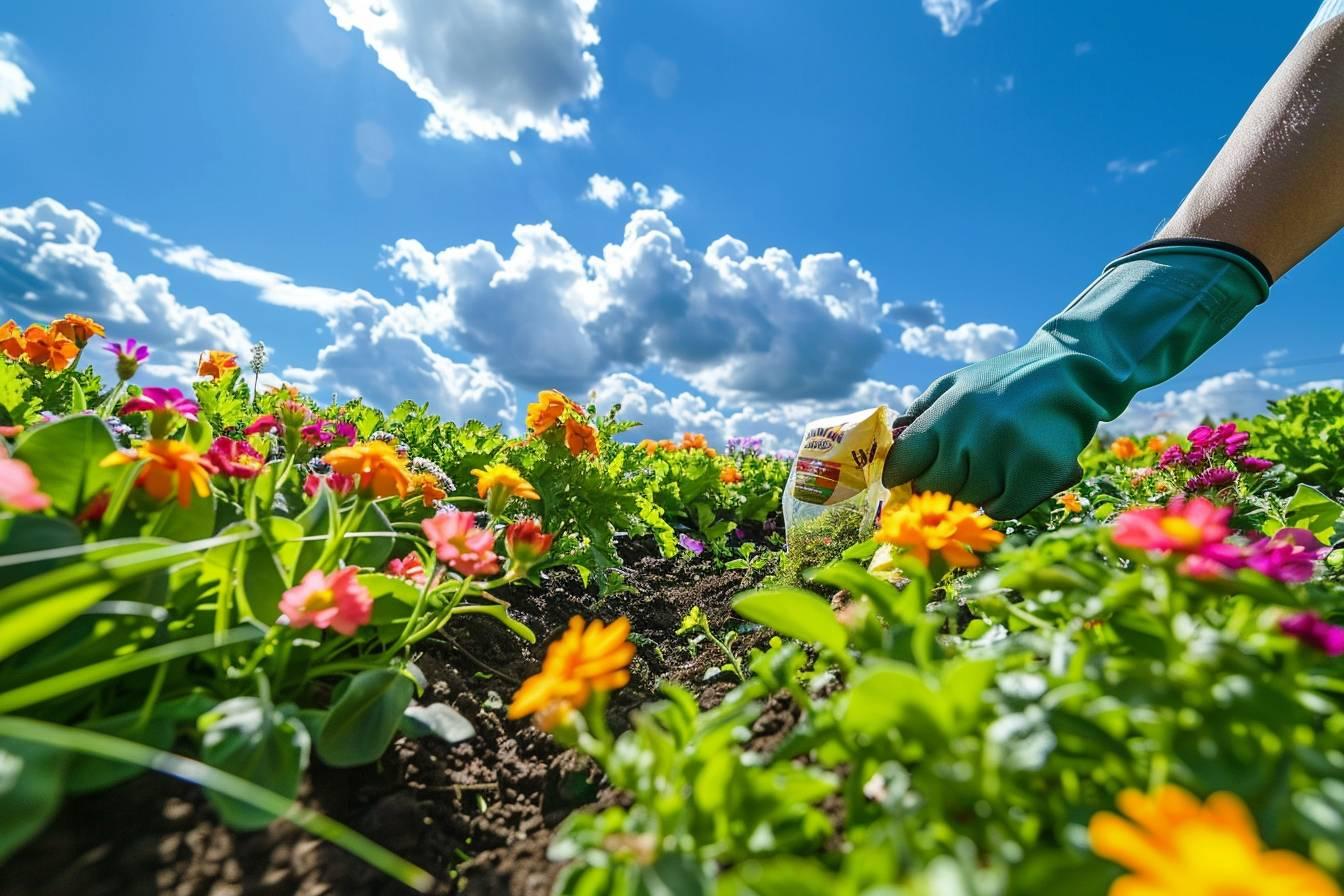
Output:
top-left (1271, 484), bottom-right (1344, 542)
top-left (143, 491), bottom-right (216, 542)
top-left (0, 514), bottom-right (81, 588)
top-left (345, 502), bottom-right (395, 569)
top-left (448, 603), bottom-right (537, 643)
top-left (69, 379), bottom-right (87, 413)
top-left (807, 560), bottom-right (918, 623)
top-left (0, 736), bottom-right (69, 861)
top-left (201, 696), bottom-right (311, 830)
top-left (316, 668), bottom-right (415, 767)
top-left (399, 703), bottom-right (476, 743)
top-left (733, 587), bottom-right (849, 663)
top-left (12, 415), bottom-right (118, 515)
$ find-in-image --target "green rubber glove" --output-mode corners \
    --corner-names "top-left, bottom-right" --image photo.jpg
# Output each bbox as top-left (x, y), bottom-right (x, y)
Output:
top-left (882, 240), bottom-right (1271, 520)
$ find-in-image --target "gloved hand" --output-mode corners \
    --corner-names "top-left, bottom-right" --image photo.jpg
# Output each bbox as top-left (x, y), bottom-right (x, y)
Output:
top-left (882, 239), bottom-right (1272, 520)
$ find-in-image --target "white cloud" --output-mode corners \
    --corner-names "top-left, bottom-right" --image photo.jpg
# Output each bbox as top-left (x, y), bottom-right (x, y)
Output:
top-left (0, 34), bottom-right (35, 116)
top-left (509, 149), bottom-right (522, 166)
top-left (922, 0), bottom-right (1000, 36)
top-left (994, 74), bottom-right (1015, 94)
top-left (324, 0), bottom-right (602, 143)
top-left (1107, 158), bottom-right (1158, 180)
top-left (1106, 370), bottom-right (1288, 435)
top-left (584, 174), bottom-right (683, 211)
top-left (883, 299), bottom-right (945, 327)
top-left (0, 199), bottom-right (251, 380)
top-left (899, 321), bottom-right (1017, 362)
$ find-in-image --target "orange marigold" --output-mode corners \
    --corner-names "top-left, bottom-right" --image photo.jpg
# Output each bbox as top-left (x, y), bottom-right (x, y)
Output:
top-left (508, 616), bottom-right (635, 732)
top-left (1089, 785), bottom-right (1340, 896)
top-left (1145, 435), bottom-right (1167, 453)
top-left (409, 472), bottom-right (447, 506)
top-left (100, 439), bottom-right (214, 507)
top-left (720, 465), bottom-right (743, 484)
top-left (680, 432), bottom-right (710, 452)
top-left (875, 490), bottom-right (1003, 569)
top-left (1057, 491), bottom-right (1083, 513)
top-left (22, 325), bottom-right (79, 372)
top-left (637, 438), bottom-right (659, 456)
top-left (563, 417), bottom-right (599, 457)
top-left (323, 441), bottom-right (412, 498)
top-left (0, 320), bottom-right (27, 361)
top-left (1110, 437), bottom-right (1141, 460)
top-left (526, 389), bottom-right (582, 435)
top-left (197, 350), bottom-right (239, 381)
top-left (49, 313), bottom-right (105, 347)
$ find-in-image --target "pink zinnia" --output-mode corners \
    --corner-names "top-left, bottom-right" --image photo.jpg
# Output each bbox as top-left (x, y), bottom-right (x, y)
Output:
top-left (244, 414), bottom-right (281, 436)
top-left (0, 458), bottom-right (52, 512)
top-left (1188, 422), bottom-right (1250, 456)
top-left (1246, 528), bottom-right (1328, 584)
top-left (1280, 611), bottom-right (1344, 657)
top-left (386, 552), bottom-right (428, 585)
top-left (279, 566), bottom-right (372, 636)
top-left (304, 471), bottom-right (355, 498)
top-left (1186, 467), bottom-right (1238, 492)
top-left (1112, 497), bottom-right (1245, 575)
top-left (1238, 456), bottom-right (1274, 473)
top-left (205, 437), bottom-right (265, 479)
top-left (421, 510), bottom-right (500, 577)
top-left (120, 386), bottom-right (200, 422)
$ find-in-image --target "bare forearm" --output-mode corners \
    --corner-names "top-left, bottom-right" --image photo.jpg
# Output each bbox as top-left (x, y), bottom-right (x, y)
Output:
top-left (1159, 17), bottom-right (1344, 280)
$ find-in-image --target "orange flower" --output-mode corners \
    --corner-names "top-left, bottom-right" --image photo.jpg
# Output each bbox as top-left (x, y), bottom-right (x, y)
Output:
top-left (323, 441), bottom-right (412, 498)
top-left (719, 465), bottom-right (743, 484)
top-left (637, 438), bottom-right (658, 456)
top-left (100, 439), bottom-right (214, 507)
top-left (1089, 785), bottom-right (1340, 896)
top-left (875, 490), bottom-right (1003, 569)
top-left (0, 321), bottom-right (26, 361)
top-left (1057, 491), bottom-right (1083, 513)
top-left (1110, 437), bottom-right (1141, 461)
top-left (409, 472), bottom-right (447, 506)
top-left (680, 432), bottom-right (710, 452)
top-left (22, 325), bottom-right (79, 372)
top-left (525, 389), bottom-right (582, 436)
top-left (563, 417), bottom-right (599, 457)
top-left (49, 313), bottom-right (104, 347)
top-left (197, 350), bottom-right (239, 381)
top-left (657, 439), bottom-right (677, 452)
top-left (508, 616), bottom-right (635, 732)
top-left (1145, 435), bottom-right (1167, 453)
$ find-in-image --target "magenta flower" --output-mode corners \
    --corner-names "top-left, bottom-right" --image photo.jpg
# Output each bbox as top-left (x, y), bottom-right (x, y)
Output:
top-left (120, 387), bottom-right (199, 422)
top-left (244, 414), bottom-right (281, 436)
top-left (1186, 467), bottom-right (1238, 492)
top-left (104, 338), bottom-right (150, 381)
top-left (679, 533), bottom-right (706, 555)
top-left (1157, 445), bottom-right (1186, 469)
top-left (1246, 528), bottom-right (1328, 584)
top-left (279, 566), bottom-right (372, 636)
top-left (1238, 456), bottom-right (1274, 473)
top-left (205, 437), bottom-right (265, 479)
top-left (0, 457), bottom-right (52, 512)
top-left (1188, 422), bottom-right (1250, 456)
top-left (303, 471), bottom-right (354, 497)
top-left (1112, 497), bottom-right (1245, 576)
top-left (300, 419), bottom-right (358, 447)
top-left (1280, 611), bottom-right (1344, 657)
top-left (422, 510), bottom-right (500, 577)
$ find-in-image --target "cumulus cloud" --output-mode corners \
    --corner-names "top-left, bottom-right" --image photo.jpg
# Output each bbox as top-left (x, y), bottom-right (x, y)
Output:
top-left (882, 299), bottom-right (945, 327)
top-left (899, 321), bottom-right (1017, 363)
top-left (324, 0), bottom-right (602, 142)
top-left (922, 0), bottom-right (1000, 36)
top-left (509, 149), bottom-right (522, 166)
top-left (583, 174), bottom-right (683, 211)
top-left (1106, 370), bottom-right (1287, 435)
top-left (590, 371), bottom-right (919, 451)
top-left (0, 199), bottom-right (250, 380)
top-left (385, 209), bottom-right (888, 404)
top-left (1107, 158), bottom-right (1158, 180)
top-left (0, 33), bottom-right (35, 116)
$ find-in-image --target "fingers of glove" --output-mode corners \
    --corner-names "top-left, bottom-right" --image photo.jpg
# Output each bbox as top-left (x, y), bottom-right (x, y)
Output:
top-left (957, 461), bottom-right (1005, 509)
top-left (882, 426), bottom-right (938, 489)
top-left (899, 374), bottom-right (957, 425)
top-left (985, 458), bottom-right (1085, 521)
top-left (913, 444), bottom-right (971, 498)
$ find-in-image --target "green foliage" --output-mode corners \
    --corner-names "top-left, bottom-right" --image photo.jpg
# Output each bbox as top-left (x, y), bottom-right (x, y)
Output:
top-left (1246, 387), bottom-right (1344, 493)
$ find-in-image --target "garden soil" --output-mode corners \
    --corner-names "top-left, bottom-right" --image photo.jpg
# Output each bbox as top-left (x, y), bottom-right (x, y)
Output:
top-left (1, 534), bottom-right (794, 896)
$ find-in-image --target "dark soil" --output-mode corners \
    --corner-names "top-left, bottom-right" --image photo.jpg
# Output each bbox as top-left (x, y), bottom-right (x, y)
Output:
top-left (2, 538), bottom-right (781, 896)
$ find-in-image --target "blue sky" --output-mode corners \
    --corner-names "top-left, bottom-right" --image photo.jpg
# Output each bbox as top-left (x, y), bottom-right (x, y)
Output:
top-left (0, 0), bottom-right (1338, 446)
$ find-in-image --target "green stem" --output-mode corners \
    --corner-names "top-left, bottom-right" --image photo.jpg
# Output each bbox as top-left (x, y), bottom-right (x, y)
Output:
top-left (134, 663), bottom-right (169, 730)
top-left (702, 622), bottom-right (746, 680)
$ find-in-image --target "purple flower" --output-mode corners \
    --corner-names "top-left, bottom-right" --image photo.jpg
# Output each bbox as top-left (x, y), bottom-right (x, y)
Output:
top-left (726, 435), bottom-right (764, 456)
top-left (1186, 467), bottom-right (1238, 492)
top-left (1238, 456), bottom-right (1274, 473)
top-left (1157, 445), bottom-right (1186, 469)
top-left (104, 338), bottom-right (150, 381)
top-left (1247, 528), bottom-right (1328, 583)
top-left (120, 387), bottom-right (199, 422)
top-left (678, 533), bottom-right (705, 555)
top-left (1279, 611), bottom-right (1344, 656)
top-left (773, 449), bottom-right (797, 462)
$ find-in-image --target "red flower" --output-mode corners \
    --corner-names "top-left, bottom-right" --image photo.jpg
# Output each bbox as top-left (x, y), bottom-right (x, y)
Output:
top-left (205, 437), bottom-right (265, 479)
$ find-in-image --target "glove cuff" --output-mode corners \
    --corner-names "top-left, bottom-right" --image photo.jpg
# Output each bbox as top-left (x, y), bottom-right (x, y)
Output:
top-left (1109, 237), bottom-right (1273, 299)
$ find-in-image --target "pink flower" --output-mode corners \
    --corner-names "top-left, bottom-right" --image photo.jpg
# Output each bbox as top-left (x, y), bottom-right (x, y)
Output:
top-left (304, 471), bottom-right (354, 497)
top-left (104, 338), bottom-right (150, 381)
top-left (422, 510), bottom-right (500, 577)
top-left (279, 566), bottom-right (372, 636)
top-left (386, 552), bottom-right (428, 585)
top-left (1112, 497), bottom-right (1246, 575)
top-left (1246, 528), bottom-right (1328, 584)
top-left (1186, 467), bottom-right (1238, 492)
top-left (244, 414), bottom-right (281, 436)
top-left (1188, 422), bottom-right (1250, 456)
top-left (1280, 611), bottom-right (1344, 657)
top-left (0, 457), bottom-right (51, 512)
top-left (1157, 445), bottom-right (1186, 469)
top-left (1238, 456), bottom-right (1274, 473)
top-left (205, 437), bottom-right (265, 479)
top-left (120, 387), bottom-right (200, 422)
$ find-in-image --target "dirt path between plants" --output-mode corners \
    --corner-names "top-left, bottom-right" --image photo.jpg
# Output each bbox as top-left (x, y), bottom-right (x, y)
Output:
top-left (3, 543), bottom-right (779, 896)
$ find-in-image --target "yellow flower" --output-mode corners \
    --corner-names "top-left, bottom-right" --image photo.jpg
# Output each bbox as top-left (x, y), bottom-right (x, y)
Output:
top-left (409, 472), bottom-right (447, 506)
top-left (472, 463), bottom-right (540, 501)
top-left (508, 616), bottom-right (636, 732)
top-left (100, 439), bottom-right (214, 507)
top-left (1089, 785), bottom-right (1340, 896)
top-left (1111, 437), bottom-right (1141, 460)
top-left (720, 465), bottom-right (743, 484)
top-left (323, 441), bottom-right (412, 498)
top-left (49, 313), bottom-right (105, 347)
top-left (1058, 491), bottom-right (1083, 513)
top-left (197, 350), bottom-right (239, 381)
top-left (874, 490), bottom-right (1003, 568)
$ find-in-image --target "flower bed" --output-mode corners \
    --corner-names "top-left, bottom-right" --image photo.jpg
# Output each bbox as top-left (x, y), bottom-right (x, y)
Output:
top-left (2, 312), bottom-right (1344, 896)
